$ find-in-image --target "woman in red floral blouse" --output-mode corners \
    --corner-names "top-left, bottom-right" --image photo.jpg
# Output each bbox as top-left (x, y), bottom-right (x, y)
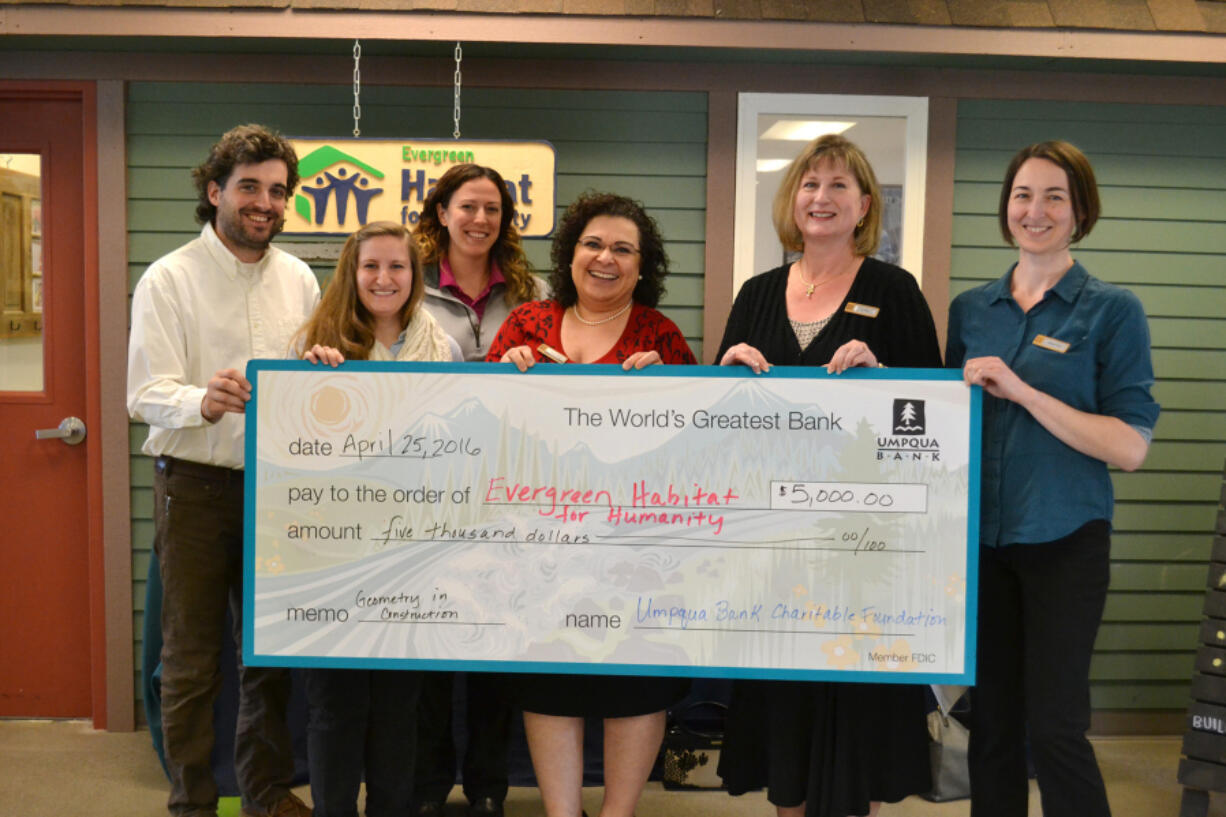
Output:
top-left (486, 191), bottom-right (695, 371)
top-left (486, 192), bottom-right (695, 817)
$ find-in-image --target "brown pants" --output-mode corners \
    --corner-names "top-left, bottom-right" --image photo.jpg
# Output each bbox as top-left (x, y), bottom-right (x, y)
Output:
top-left (153, 455), bottom-right (295, 817)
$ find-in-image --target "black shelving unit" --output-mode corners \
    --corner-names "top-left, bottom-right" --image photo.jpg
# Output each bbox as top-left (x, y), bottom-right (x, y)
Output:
top-left (1178, 462), bottom-right (1226, 817)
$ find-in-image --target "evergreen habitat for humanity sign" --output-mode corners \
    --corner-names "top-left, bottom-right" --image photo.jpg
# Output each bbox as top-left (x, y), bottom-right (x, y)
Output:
top-left (285, 138), bottom-right (556, 237)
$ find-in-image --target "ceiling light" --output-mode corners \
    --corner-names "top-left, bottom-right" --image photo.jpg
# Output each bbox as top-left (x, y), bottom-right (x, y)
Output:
top-left (761, 120), bottom-right (856, 141)
top-left (756, 159), bottom-right (792, 173)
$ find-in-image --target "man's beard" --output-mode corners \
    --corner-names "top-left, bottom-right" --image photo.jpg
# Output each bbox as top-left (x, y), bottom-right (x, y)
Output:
top-left (217, 207), bottom-right (285, 253)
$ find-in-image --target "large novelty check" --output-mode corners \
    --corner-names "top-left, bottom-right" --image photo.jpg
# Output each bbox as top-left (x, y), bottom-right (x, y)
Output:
top-left (244, 362), bottom-right (980, 685)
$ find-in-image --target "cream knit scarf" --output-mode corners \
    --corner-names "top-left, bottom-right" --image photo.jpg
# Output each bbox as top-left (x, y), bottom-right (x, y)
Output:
top-left (371, 308), bottom-right (453, 362)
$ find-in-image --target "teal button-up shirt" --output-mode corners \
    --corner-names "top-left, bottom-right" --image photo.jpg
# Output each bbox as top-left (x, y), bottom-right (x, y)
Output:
top-left (946, 261), bottom-right (1160, 547)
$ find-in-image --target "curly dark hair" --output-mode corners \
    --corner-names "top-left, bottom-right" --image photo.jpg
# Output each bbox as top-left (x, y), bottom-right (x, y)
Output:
top-left (191, 124), bottom-right (300, 225)
top-left (412, 163), bottom-right (536, 306)
top-left (548, 192), bottom-right (669, 309)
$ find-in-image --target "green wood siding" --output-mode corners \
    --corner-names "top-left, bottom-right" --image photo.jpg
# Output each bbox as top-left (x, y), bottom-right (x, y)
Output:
top-left (953, 99), bottom-right (1226, 712)
top-left (126, 82), bottom-right (708, 716)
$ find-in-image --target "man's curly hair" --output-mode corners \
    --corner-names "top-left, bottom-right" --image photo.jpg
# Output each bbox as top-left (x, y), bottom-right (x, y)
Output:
top-left (191, 124), bottom-right (299, 225)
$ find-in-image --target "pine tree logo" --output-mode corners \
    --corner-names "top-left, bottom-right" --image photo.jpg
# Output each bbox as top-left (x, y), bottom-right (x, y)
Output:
top-left (892, 399), bottom-right (925, 435)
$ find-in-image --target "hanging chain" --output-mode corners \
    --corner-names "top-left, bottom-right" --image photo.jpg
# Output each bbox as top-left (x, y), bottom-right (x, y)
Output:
top-left (352, 40), bottom-right (362, 138)
top-left (452, 42), bottom-right (463, 140)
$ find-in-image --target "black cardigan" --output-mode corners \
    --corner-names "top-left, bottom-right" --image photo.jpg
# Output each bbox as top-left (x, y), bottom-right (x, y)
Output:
top-left (715, 257), bottom-right (942, 369)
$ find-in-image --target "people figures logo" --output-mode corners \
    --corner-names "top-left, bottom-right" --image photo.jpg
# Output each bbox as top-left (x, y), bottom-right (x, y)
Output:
top-left (285, 138), bottom-right (557, 237)
top-left (294, 145), bottom-right (386, 228)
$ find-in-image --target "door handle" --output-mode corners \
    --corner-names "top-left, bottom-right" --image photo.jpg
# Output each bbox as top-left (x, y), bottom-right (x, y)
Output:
top-left (34, 416), bottom-right (87, 445)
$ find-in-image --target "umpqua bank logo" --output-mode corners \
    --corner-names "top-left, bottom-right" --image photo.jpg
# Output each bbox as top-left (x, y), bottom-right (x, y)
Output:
top-left (892, 399), bottom-right (926, 435)
top-left (877, 398), bottom-right (940, 462)
top-left (294, 145), bottom-right (385, 228)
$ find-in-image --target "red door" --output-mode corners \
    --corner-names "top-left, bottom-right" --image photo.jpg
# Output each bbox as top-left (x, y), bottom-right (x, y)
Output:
top-left (0, 87), bottom-right (93, 717)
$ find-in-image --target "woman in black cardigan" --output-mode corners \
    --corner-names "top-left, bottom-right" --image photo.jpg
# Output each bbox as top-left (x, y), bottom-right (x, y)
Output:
top-left (715, 134), bottom-right (940, 817)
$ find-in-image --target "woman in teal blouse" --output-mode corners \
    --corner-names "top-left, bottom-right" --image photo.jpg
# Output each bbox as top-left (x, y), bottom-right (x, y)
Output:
top-left (946, 140), bottom-right (1159, 817)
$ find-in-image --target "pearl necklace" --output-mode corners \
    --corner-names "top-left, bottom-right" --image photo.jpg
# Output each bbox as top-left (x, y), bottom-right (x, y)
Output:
top-left (571, 301), bottom-right (632, 326)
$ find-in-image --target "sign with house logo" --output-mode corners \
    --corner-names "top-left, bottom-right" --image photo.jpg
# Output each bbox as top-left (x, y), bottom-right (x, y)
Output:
top-left (285, 138), bottom-right (556, 237)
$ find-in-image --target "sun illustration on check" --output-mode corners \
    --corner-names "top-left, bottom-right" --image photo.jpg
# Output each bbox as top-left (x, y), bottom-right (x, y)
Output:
top-left (310, 385), bottom-right (351, 427)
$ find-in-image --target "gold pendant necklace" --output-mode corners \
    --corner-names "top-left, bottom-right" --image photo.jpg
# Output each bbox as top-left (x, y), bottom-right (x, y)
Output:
top-left (798, 265), bottom-right (847, 298)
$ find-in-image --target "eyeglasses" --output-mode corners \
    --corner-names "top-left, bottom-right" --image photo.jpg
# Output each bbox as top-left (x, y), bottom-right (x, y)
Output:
top-left (578, 237), bottom-right (640, 259)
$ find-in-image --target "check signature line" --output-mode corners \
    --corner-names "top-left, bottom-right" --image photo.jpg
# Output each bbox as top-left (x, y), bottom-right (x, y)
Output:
top-left (357, 619), bottom-right (506, 626)
top-left (372, 535), bottom-right (922, 552)
top-left (598, 532), bottom-right (830, 545)
top-left (481, 501), bottom-right (912, 514)
top-left (336, 453), bottom-right (449, 459)
top-left (633, 626), bottom-right (918, 637)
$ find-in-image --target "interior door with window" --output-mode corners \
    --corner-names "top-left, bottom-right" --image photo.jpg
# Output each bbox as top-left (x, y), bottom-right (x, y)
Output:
top-left (0, 88), bottom-right (92, 717)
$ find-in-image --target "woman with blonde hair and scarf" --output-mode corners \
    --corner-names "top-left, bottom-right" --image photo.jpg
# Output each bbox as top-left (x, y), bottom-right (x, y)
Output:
top-left (293, 219), bottom-right (455, 817)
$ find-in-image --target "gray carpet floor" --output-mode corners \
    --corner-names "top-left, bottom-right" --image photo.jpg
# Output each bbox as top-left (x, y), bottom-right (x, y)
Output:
top-left (0, 720), bottom-right (1220, 816)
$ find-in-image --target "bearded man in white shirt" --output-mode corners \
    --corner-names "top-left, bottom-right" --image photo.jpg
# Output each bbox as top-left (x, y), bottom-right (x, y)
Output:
top-left (127, 124), bottom-right (319, 817)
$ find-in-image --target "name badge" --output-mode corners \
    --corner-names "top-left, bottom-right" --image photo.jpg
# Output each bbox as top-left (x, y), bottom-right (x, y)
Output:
top-left (1032, 334), bottom-right (1070, 354)
top-left (844, 302), bottom-right (880, 318)
top-left (537, 343), bottom-right (569, 363)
